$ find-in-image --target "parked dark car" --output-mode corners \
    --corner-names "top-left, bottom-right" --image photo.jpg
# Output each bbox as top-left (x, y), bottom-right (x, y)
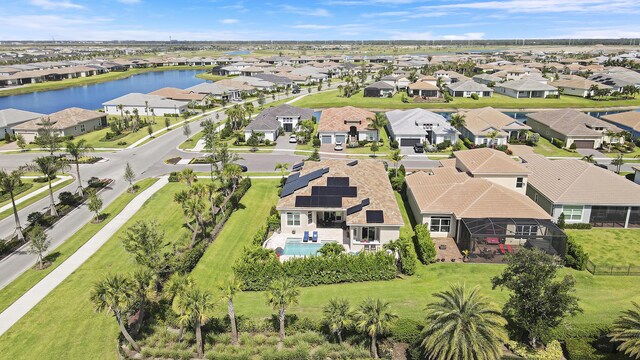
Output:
top-left (239, 165), bottom-right (248, 172)
top-left (413, 143), bottom-right (424, 153)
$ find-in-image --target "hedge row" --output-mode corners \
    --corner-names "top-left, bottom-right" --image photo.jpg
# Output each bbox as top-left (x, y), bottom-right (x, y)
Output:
top-left (565, 235), bottom-right (589, 271)
top-left (414, 224), bottom-right (437, 264)
top-left (0, 182), bottom-right (33, 203)
top-left (234, 248), bottom-right (396, 291)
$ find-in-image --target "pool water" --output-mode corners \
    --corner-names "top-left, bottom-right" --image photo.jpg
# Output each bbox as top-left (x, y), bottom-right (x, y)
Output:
top-left (282, 238), bottom-right (323, 256)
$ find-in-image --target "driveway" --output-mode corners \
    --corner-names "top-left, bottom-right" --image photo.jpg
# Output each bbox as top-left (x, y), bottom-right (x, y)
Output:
top-left (274, 133), bottom-right (297, 151)
top-left (400, 146), bottom-right (416, 156)
top-left (576, 148), bottom-right (605, 158)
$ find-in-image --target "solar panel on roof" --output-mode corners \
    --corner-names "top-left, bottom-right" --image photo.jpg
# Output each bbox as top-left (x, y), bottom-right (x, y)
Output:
top-left (311, 186), bottom-right (357, 197)
top-left (292, 162), bottom-right (304, 169)
top-left (361, 198), bottom-right (370, 207)
top-left (295, 196), bottom-right (312, 207)
top-left (366, 210), bottom-right (384, 224)
top-left (347, 160), bottom-right (358, 166)
top-left (346, 204), bottom-right (361, 215)
top-left (280, 168), bottom-right (329, 197)
top-left (327, 177), bottom-right (349, 187)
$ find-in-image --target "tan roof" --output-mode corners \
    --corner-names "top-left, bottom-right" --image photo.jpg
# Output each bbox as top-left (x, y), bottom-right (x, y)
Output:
top-left (438, 158), bottom-right (457, 168)
top-left (526, 109), bottom-right (621, 137)
top-left (601, 111), bottom-right (640, 132)
top-left (13, 108), bottom-right (104, 131)
top-left (454, 148), bottom-right (530, 175)
top-left (276, 159), bottom-right (404, 226)
top-left (215, 79), bottom-right (255, 91)
top-left (408, 81), bottom-right (439, 90)
top-left (148, 87), bottom-right (207, 101)
top-left (521, 154), bottom-right (640, 206)
top-left (318, 106), bottom-right (376, 133)
top-left (405, 167), bottom-right (550, 219)
top-left (549, 77), bottom-right (611, 91)
top-left (459, 107), bottom-right (530, 136)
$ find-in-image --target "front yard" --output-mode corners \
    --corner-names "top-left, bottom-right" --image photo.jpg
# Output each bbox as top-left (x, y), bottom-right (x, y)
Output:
top-left (531, 137), bottom-right (581, 157)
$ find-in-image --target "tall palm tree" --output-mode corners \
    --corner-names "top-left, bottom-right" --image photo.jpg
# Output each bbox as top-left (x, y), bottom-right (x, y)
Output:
top-left (610, 302), bottom-right (640, 359)
top-left (266, 277), bottom-right (300, 347)
top-left (164, 274), bottom-right (194, 341)
top-left (449, 113), bottom-right (466, 131)
top-left (178, 168), bottom-right (197, 188)
top-left (174, 190), bottom-right (195, 232)
top-left (175, 287), bottom-right (215, 358)
top-left (90, 274), bottom-right (141, 352)
top-left (185, 195), bottom-right (206, 247)
top-left (243, 102), bottom-right (254, 123)
top-left (274, 162), bottom-right (290, 180)
top-left (323, 298), bottom-right (352, 344)
top-left (222, 163), bottom-right (242, 192)
top-left (117, 104), bottom-right (125, 119)
top-left (388, 149), bottom-right (405, 179)
top-left (0, 169), bottom-right (25, 240)
top-left (24, 156), bottom-right (69, 217)
top-left (369, 113), bottom-right (388, 145)
top-left (65, 139), bottom-right (94, 196)
top-left (421, 284), bottom-right (508, 360)
top-left (220, 278), bottom-right (243, 345)
top-left (131, 268), bottom-right (154, 334)
top-left (353, 298), bottom-right (397, 359)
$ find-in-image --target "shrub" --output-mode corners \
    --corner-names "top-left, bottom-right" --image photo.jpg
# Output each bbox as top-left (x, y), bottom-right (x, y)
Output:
top-left (390, 140), bottom-right (399, 149)
top-left (266, 214), bottom-right (280, 232)
top-left (87, 177), bottom-right (102, 187)
top-left (0, 182), bottom-right (32, 203)
top-left (117, 141), bottom-right (127, 146)
top-left (390, 173), bottom-right (405, 192)
top-left (398, 237), bottom-right (417, 275)
top-left (174, 243), bottom-right (206, 274)
top-left (58, 191), bottom-right (76, 206)
top-left (495, 144), bottom-right (509, 152)
top-left (264, 139), bottom-right (271, 146)
top-left (27, 211), bottom-right (44, 225)
top-left (564, 223), bottom-right (592, 229)
top-left (391, 318), bottom-right (423, 344)
top-left (168, 172), bottom-right (180, 182)
top-left (414, 224), bottom-right (436, 264)
top-left (557, 213), bottom-right (565, 229)
top-left (565, 235), bottom-right (589, 271)
top-left (470, 93), bottom-right (479, 100)
top-left (33, 176), bottom-right (54, 183)
top-left (436, 140), bottom-right (452, 151)
top-left (312, 138), bottom-right (321, 147)
top-left (507, 340), bottom-right (563, 359)
top-left (551, 138), bottom-right (565, 148)
top-left (569, 142), bottom-right (577, 150)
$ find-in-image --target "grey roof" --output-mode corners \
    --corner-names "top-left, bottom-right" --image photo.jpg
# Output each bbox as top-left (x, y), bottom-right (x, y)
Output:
top-left (526, 108), bottom-right (621, 137)
top-left (447, 80), bottom-right (493, 92)
top-left (185, 82), bottom-right (238, 95)
top-left (0, 108), bottom-right (45, 128)
top-left (102, 93), bottom-right (187, 108)
top-left (246, 104), bottom-right (313, 132)
top-left (253, 73), bottom-right (293, 85)
top-left (366, 81), bottom-right (395, 90)
top-left (473, 73), bottom-right (502, 83)
top-left (589, 71), bottom-right (640, 88)
top-left (385, 108), bottom-right (457, 137)
top-left (497, 78), bottom-right (557, 91)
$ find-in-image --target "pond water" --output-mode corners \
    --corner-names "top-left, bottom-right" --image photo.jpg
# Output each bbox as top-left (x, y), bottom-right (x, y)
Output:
top-left (0, 69), bottom-right (206, 114)
top-left (225, 50), bottom-right (252, 55)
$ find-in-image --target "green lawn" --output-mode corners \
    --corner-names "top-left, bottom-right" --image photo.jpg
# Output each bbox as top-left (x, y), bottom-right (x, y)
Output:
top-left (0, 178), bottom-right (158, 313)
top-left (395, 192), bottom-right (415, 238)
top-left (0, 177), bottom-right (75, 221)
top-left (0, 179), bottom-right (47, 209)
top-left (293, 90), bottom-right (640, 110)
top-left (194, 73), bottom-right (231, 82)
top-left (603, 146), bottom-right (640, 159)
top-left (0, 180), bottom-right (191, 360)
top-left (531, 137), bottom-right (581, 157)
top-left (568, 228), bottom-right (640, 267)
top-left (192, 179), bottom-right (280, 290)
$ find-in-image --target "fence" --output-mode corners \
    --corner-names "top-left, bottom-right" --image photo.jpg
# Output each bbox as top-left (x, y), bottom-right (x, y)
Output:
top-left (586, 260), bottom-right (640, 276)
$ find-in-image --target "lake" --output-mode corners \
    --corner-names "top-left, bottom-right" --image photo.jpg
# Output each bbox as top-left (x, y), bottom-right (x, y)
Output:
top-left (0, 70), bottom-right (206, 114)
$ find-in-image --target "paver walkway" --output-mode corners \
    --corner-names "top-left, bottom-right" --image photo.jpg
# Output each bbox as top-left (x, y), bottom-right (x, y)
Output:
top-left (0, 176), bottom-right (169, 337)
top-left (0, 176), bottom-right (72, 214)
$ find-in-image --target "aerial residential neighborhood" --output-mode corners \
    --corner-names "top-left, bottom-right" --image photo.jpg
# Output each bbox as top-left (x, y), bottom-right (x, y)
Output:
top-left (1, 1), bottom-right (640, 360)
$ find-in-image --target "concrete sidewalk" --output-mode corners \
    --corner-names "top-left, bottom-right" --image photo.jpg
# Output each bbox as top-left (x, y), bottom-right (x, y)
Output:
top-left (0, 176), bottom-right (169, 337)
top-left (0, 176), bottom-right (72, 214)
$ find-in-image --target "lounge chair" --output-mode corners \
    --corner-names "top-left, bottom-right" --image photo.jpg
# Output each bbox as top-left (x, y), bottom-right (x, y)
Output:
top-left (312, 231), bottom-right (318, 243)
top-left (303, 231), bottom-right (309, 243)
top-left (507, 244), bottom-right (514, 253)
top-left (498, 244), bottom-right (506, 254)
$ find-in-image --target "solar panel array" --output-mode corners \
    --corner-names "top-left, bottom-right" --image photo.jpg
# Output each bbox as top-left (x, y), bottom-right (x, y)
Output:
top-left (327, 177), bottom-right (349, 187)
top-left (346, 198), bottom-right (370, 215)
top-left (347, 160), bottom-right (358, 167)
top-left (366, 210), bottom-right (385, 223)
top-left (280, 167), bottom-right (330, 197)
top-left (292, 162), bottom-right (304, 171)
top-left (311, 186), bottom-right (357, 197)
top-left (295, 196), bottom-right (343, 208)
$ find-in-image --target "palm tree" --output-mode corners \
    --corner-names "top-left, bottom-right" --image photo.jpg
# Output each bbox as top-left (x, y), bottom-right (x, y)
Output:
top-left (581, 154), bottom-right (597, 164)
top-left (0, 169), bottom-right (25, 240)
top-left (389, 149), bottom-right (405, 179)
top-left (117, 104), bottom-right (125, 119)
top-left (131, 268), bottom-right (154, 334)
top-left (369, 113), bottom-right (388, 145)
top-left (487, 130), bottom-right (501, 148)
top-left (164, 274), bottom-right (194, 341)
top-left (610, 302), bottom-right (640, 359)
top-left (353, 298), bottom-right (397, 359)
top-left (266, 277), bottom-right (300, 348)
top-left (175, 287), bottom-right (215, 358)
top-left (449, 113), bottom-right (466, 131)
top-left (178, 168), bottom-right (197, 188)
top-left (90, 274), bottom-right (141, 352)
top-left (421, 283), bottom-right (508, 360)
top-left (323, 298), bottom-right (352, 344)
top-left (174, 190), bottom-right (195, 232)
top-left (186, 195), bottom-right (206, 247)
top-left (274, 162), bottom-right (290, 180)
top-left (243, 102), bottom-right (254, 123)
top-left (220, 278), bottom-right (243, 345)
top-left (24, 156), bottom-right (69, 217)
top-left (65, 139), bottom-right (94, 196)
top-left (222, 163), bottom-right (242, 192)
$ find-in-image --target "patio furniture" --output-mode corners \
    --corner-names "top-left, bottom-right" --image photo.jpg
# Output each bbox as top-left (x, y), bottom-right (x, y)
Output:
top-left (507, 244), bottom-right (514, 253)
top-left (486, 237), bottom-right (500, 245)
top-left (498, 244), bottom-right (506, 254)
top-left (312, 231), bottom-right (318, 243)
top-left (303, 231), bottom-right (309, 243)
top-left (439, 244), bottom-right (447, 250)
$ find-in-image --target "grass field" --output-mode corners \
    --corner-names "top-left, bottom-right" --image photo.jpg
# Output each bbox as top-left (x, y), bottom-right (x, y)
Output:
top-left (568, 228), bottom-right (640, 267)
top-left (293, 90), bottom-right (640, 110)
top-left (0, 66), bottom-right (209, 97)
top-left (0, 179), bottom-right (47, 209)
top-left (531, 137), bottom-right (581, 157)
top-left (0, 180), bottom-right (189, 360)
top-left (0, 178), bottom-right (158, 313)
top-left (0, 177), bottom-right (75, 221)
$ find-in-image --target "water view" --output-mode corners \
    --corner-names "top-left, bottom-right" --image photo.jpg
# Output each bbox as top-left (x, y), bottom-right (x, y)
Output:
top-left (0, 69), bottom-right (206, 114)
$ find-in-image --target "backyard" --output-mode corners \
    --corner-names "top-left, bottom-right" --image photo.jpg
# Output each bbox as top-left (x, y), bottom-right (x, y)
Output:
top-left (568, 228), bottom-right (640, 269)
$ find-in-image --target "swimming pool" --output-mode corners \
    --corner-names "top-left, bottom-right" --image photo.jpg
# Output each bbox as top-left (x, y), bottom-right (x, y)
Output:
top-left (282, 238), bottom-right (323, 256)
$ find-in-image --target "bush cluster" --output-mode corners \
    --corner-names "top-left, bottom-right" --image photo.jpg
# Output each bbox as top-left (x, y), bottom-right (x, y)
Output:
top-left (397, 237), bottom-right (418, 276)
top-left (565, 235), bottom-right (589, 271)
top-left (507, 340), bottom-right (563, 359)
top-left (0, 182), bottom-right (32, 202)
top-left (414, 224), bottom-right (437, 264)
top-left (563, 223), bottom-right (592, 229)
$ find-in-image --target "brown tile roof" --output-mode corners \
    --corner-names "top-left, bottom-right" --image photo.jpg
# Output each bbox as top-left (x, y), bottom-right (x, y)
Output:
top-left (405, 167), bottom-right (550, 219)
top-left (318, 106), bottom-right (376, 133)
top-left (13, 108), bottom-right (104, 131)
top-left (521, 154), bottom-right (640, 205)
top-left (459, 107), bottom-right (530, 137)
top-left (454, 148), bottom-right (530, 175)
top-left (549, 77), bottom-right (611, 91)
top-left (409, 81), bottom-right (439, 90)
top-left (601, 111), bottom-right (640, 132)
top-left (276, 159), bottom-right (404, 226)
top-left (526, 109), bottom-right (621, 137)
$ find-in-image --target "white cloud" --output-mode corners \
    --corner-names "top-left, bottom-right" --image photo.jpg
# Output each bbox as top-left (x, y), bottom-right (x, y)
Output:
top-left (418, 0), bottom-right (639, 14)
top-left (282, 5), bottom-right (331, 17)
top-left (361, 11), bottom-right (411, 17)
top-left (442, 32), bottom-right (485, 40)
top-left (30, 0), bottom-right (84, 10)
top-left (220, 19), bottom-right (238, 24)
top-left (117, 0), bottom-right (141, 4)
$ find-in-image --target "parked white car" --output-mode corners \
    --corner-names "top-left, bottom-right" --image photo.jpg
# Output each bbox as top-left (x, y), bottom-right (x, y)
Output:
top-left (289, 135), bottom-right (297, 143)
top-left (334, 142), bottom-right (343, 151)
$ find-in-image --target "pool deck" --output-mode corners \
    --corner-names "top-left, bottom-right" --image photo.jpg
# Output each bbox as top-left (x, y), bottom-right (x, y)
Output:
top-left (264, 228), bottom-right (349, 261)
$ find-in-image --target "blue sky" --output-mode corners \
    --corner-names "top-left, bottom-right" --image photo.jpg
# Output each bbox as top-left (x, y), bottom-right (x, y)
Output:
top-left (1, 0), bottom-right (640, 41)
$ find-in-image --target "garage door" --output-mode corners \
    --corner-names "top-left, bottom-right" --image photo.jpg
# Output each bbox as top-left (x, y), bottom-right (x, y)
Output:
top-left (400, 138), bottom-right (421, 147)
top-left (335, 135), bottom-right (346, 143)
top-left (573, 140), bottom-right (595, 149)
top-left (321, 135), bottom-right (332, 144)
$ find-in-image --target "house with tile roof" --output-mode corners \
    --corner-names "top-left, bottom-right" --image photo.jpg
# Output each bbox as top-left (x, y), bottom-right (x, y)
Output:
top-left (244, 104), bottom-right (313, 141)
top-left (148, 87), bottom-right (208, 106)
top-left (0, 108), bottom-right (44, 137)
top-left (185, 82), bottom-right (241, 102)
top-left (450, 148), bottom-right (530, 194)
top-left (549, 76), bottom-right (612, 98)
top-left (601, 111), bottom-right (640, 139)
top-left (407, 80), bottom-right (441, 98)
top-left (494, 78), bottom-right (559, 98)
top-left (385, 108), bottom-right (458, 147)
top-left (526, 109), bottom-right (624, 149)
top-left (266, 159), bottom-right (403, 257)
top-left (458, 107), bottom-right (531, 146)
top-left (317, 106), bottom-right (378, 145)
top-left (521, 153), bottom-right (640, 228)
top-left (103, 93), bottom-right (188, 116)
top-left (13, 108), bottom-right (107, 143)
top-left (363, 81), bottom-right (396, 98)
top-left (446, 80), bottom-right (493, 98)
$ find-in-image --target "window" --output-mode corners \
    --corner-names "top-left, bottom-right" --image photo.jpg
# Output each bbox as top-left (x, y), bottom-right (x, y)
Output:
top-left (362, 227), bottom-right (376, 242)
top-left (430, 216), bottom-right (451, 233)
top-left (483, 138), bottom-right (488, 145)
top-left (516, 177), bottom-right (524, 188)
top-left (563, 205), bottom-right (583, 221)
top-left (307, 211), bottom-right (313, 224)
top-left (534, 193), bottom-right (539, 202)
top-left (363, 244), bottom-right (378, 252)
top-left (80, 124), bottom-right (85, 132)
top-left (515, 225), bottom-right (538, 238)
top-left (286, 212), bottom-right (300, 226)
